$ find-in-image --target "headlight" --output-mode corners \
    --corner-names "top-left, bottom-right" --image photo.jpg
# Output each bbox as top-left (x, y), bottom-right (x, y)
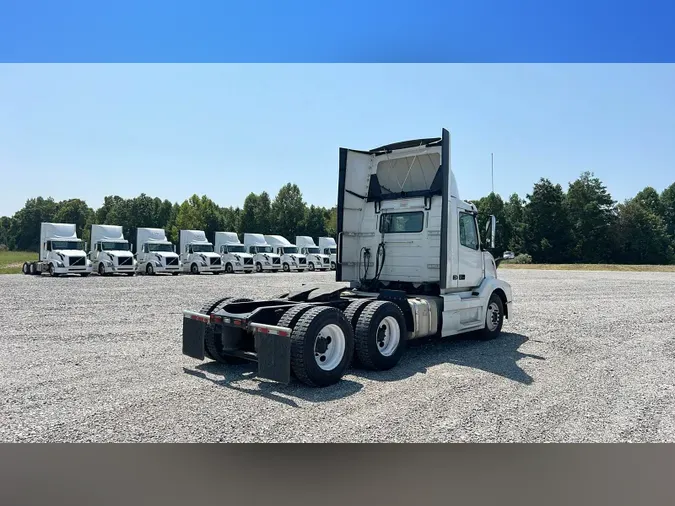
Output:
top-left (56, 261), bottom-right (64, 268)
top-left (200, 262), bottom-right (207, 267)
top-left (265, 261), bottom-right (270, 265)
top-left (235, 262), bottom-right (241, 266)
top-left (105, 260), bottom-right (113, 267)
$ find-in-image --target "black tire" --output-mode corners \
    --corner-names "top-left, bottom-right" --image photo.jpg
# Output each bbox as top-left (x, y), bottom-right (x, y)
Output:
top-left (354, 301), bottom-right (407, 371)
top-left (22, 262), bottom-right (29, 275)
top-left (255, 262), bottom-right (262, 273)
top-left (172, 272), bottom-right (179, 276)
top-left (190, 263), bottom-right (199, 275)
top-left (201, 297), bottom-right (232, 361)
top-left (29, 262), bottom-right (37, 275)
top-left (290, 306), bottom-right (354, 387)
top-left (331, 262), bottom-right (336, 270)
top-left (475, 292), bottom-right (504, 341)
top-left (146, 263), bottom-right (154, 275)
top-left (98, 263), bottom-right (105, 276)
top-left (343, 298), bottom-right (374, 329)
top-left (277, 303), bottom-right (314, 329)
top-left (48, 263), bottom-right (56, 277)
top-left (225, 263), bottom-right (234, 274)
top-left (205, 298), bottom-right (253, 364)
top-left (283, 263), bottom-right (290, 272)
top-left (308, 262), bottom-right (315, 271)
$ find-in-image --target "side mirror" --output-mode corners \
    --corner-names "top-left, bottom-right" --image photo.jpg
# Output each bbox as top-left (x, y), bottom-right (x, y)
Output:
top-left (485, 215), bottom-right (497, 249)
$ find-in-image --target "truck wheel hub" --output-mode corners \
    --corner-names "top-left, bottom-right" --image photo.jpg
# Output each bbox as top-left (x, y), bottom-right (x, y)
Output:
top-left (314, 324), bottom-right (345, 371)
top-left (376, 316), bottom-right (401, 357)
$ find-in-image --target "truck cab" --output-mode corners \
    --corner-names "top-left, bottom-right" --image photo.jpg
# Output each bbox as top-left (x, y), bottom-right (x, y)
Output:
top-left (243, 234), bottom-right (281, 273)
top-left (23, 222), bottom-right (93, 277)
top-left (181, 129), bottom-right (513, 389)
top-left (214, 232), bottom-right (254, 274)
top-left (135, 227), bottom-right (181, 275)
top-left (89, 224), bottom-right (136, 276)
top-left (295, 236), bottom-right (331, 271)
top-left (179, 230), bottom-right (224, 274)
top-left (264, 235), bottom-right (307, 272)
top-left (318, 237), bottom-right (338, 270)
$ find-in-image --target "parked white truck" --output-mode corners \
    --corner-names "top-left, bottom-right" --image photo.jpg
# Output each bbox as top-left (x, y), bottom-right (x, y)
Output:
top-left (135, 227), bottom-right (181, 275)
top-left (243, 233), bottom-right (281, 272)
top-left (295, 236), bottom-right (331, 271)
top-left (214, 232), bottom-right (254, 274)
top-left (264, 235), bottom-right (307, 272)
top-left (22, 222), bottom-right (93, 277)
top-left (89, 224), bottom-right (136, 276)
top-left (318, 237), bottom-right (338, 270)
top-left (178, 230), bottom-right (224, 274)
top-left (181, 128), bottom-right (514, 387)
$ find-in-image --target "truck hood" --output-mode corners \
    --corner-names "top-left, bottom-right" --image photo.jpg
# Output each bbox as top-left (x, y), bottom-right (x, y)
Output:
top-left (54, 250), bottom-right (87, 258)
top-left (310, 253), bottom-right (330, 261)
top-left (257, 252), bottom-right (280, 260)
top-left (196, 252), bottom-right (220, 259)
top-left (151, 252), bottom-right (179, 259)
top-left (228, 252), bottom-right (253, 260)
top-left (104, 251), bottom-right (134, 257)
top-left (286, 254), bottom-right (306, 260)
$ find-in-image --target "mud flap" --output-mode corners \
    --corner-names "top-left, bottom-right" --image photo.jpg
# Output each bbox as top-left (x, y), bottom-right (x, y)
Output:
top-left (255, 330), bottom-right (291, 384)
top-left (182, 311), bottom-right (208, 360)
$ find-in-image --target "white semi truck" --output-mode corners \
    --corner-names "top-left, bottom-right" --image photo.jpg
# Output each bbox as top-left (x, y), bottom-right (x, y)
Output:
top-left (181, 129), bottom-right (513, 387)
top-left (179, 230), bottom-right (224, 274)
top-left (89, 224), bottom-right (136, 276)
top-left (318, 236), bottom-right (338, 270)
top-left (214, 232), bottom-right (254, 274)
top-left (264, 235), bottom-right (307, 272)
top-left (295, 236), bottom-right (331, 271)
top-left (135, 227), bottom-right (181, 275)
top-left (243, 233), bottom-right (281, 273)
top-left (22, 222), bottom-right (93, 277)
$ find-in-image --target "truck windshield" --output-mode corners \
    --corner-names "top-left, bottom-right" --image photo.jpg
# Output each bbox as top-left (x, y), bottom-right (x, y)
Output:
top-left (282, 247), bottom-right (299, 254)
top-left (51, 240), bottom-right (84, 251)
top-left (147, 243), bottom-right (173, 252)
top-left (227, 245), bottom-right (246, 253)
top-left (306, 247), bottom-right (320, 254)
top-left (191, 244), bottom-right (213, 253)
top-left (256, 246), bottom-right (273, 253)
top-left (101, 242), bottom-right (129, 251)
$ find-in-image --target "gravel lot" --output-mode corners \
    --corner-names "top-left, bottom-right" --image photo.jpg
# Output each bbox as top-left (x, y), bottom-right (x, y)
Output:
top-left (1, 268), bottom-right (674, 442)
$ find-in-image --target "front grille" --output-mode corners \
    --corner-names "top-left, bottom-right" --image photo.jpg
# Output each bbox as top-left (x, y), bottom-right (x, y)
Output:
top-left (166, 257), bottom-right (178, 266)
top-left (272, 257), bottom-right (280, 265)
top-left (299, 258), bottom-right (306, 265)
top-left (322, 257), bottom-right (329, 264)
top-left (210, 257), bottom-right (221, 266)
top-left (68, 256), bottom-right (85, 267)
top-left (244, 258), bottom-right (253, 265)
top-left (118, 256), bottom-right (133, 266)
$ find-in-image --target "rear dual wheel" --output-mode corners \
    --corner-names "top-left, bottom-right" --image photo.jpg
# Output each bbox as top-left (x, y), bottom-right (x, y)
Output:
top-left (202, 297), bottom-right (253, 364)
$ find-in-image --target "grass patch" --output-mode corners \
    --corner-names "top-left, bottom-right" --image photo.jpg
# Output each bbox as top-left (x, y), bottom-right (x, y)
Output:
top-left (0, 251), bottom-right (38, 274)
top-left (501, 263), bottom-right (675, 272)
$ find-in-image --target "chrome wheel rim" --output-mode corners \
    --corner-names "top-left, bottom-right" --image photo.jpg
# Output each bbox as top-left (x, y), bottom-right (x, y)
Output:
top-left (314, 324), bottom-right (346, 371)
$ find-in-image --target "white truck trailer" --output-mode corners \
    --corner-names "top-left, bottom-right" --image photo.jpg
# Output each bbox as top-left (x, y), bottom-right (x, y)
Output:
top-left (318, 236), bottom-right (338, 270)
top-left (243, 233), bottom-right (281, 273)
top-left (179, 230), bottom-right (224, 274)
top-left (135, 227), bottom-right (181, 275)
top-left (295, 236), bottom-right (331, 271)
top-left (264, 235), bottom-right (307, 272)
top-left (214, 232), bottom-right (254, 274)
top-left (181, 129), bottom-right (513, 387)
top-left (22, 222), bottom-right (93, 277)
top-left (89, 224), bottom-right (136, 276)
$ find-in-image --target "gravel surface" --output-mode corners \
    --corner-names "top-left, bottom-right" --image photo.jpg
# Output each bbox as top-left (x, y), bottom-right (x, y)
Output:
top-left (1, 269), bottom-right (674, 442)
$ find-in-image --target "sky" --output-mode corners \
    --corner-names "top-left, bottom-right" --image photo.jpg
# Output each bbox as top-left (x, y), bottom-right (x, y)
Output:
top-left (1, 64), bottom-right (674, 217)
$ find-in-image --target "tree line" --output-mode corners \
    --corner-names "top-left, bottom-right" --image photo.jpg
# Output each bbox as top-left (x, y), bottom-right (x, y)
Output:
top-left (0, 183), bottom-right (337, 252)
top-left (1, 173), bottom-right (674, 265)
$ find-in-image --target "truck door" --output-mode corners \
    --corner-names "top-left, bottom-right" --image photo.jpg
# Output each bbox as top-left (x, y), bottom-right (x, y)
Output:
top-left (336, 148), bottom-right (373, 282)
top-left (456, 211), bottom-right (484, 289)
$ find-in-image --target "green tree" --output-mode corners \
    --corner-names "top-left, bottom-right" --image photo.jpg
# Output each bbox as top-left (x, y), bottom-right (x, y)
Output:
top-left (615, 198), bottom-right (673, 264)
top-left (12, 197), bottom-right (60, 251)
top-left (302, 205), bottom-right (328, 239)
top-left (471, 193), bottom-right (509, 255)
top-left (566, 171), bottom-right (616, 263)
top-left (523, 178), bottom-right (572, 263)
top-left (503, 193), bottom-right (526, 253)
top-left (271, 184), bottom-right (307, 240)
top-left (660, 183), bottom-right (675, 238)
top-left (325, 207), bottom-right (337, 237)
top-left (634, 186), bottom-right (664, 217)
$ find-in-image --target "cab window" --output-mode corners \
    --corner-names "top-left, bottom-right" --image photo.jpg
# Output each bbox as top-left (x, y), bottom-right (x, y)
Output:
top-left (379, 211), bottom-right (424, 234)
top-left (459, 213), bottom-right (479, 250)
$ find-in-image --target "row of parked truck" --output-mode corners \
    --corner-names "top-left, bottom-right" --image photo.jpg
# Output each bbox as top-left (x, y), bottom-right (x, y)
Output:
top-left (21, 222), bottom-right (338, 277)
